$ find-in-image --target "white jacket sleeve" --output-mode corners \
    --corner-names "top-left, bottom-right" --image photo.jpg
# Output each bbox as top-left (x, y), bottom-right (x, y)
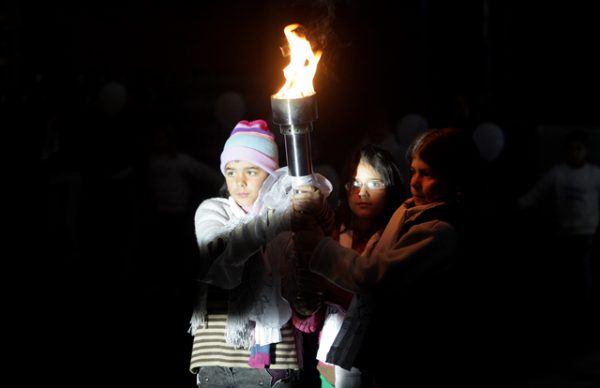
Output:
top-left (194, 198), bottom-right (292, 289)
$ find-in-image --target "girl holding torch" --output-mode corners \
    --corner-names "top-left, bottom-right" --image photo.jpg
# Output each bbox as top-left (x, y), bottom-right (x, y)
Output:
top-left (189, 119), bottom-right (333, 388)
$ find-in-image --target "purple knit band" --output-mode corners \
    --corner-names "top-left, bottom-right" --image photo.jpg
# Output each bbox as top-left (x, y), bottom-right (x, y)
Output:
top-left (230, 126), bottom-right (274, 138)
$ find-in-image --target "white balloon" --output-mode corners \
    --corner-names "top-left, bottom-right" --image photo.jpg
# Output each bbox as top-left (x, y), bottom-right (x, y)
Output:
top-left (98, 81), bottom-right (128, 117)
top-left (473, 122), bottom-right (505, 161)
top-left (396, 113), bottom-right (429, 146)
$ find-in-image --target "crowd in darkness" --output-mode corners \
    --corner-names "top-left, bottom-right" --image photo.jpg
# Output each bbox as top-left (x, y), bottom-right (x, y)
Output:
top-left (4, 1), bottom-right (599, 387)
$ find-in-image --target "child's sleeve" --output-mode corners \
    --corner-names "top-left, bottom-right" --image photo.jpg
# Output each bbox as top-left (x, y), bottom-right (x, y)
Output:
top-left (195, 199), bottom-right (292, 289)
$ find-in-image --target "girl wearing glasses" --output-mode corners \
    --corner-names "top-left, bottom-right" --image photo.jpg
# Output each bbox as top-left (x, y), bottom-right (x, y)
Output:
top-left (314, 144), bottom-right (406, 388)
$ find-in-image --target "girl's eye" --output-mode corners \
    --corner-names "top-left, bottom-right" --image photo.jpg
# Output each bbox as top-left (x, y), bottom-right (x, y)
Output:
top-left (225, 171), bottom-right (235, 177)
top-left (367, 181), bottom-right (386, 190)
top-left (247, 170), bottom-right (257, 176)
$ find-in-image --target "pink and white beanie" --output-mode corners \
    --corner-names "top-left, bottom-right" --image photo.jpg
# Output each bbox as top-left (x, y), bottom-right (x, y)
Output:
top-left (220, 120), bottom-right (279, 176)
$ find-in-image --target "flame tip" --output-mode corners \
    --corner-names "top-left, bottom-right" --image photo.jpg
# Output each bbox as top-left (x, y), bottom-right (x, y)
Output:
top-left (274, 23), bottom-right (321, 100)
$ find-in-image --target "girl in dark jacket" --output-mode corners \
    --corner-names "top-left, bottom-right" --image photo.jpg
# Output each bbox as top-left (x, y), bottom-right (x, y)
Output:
top-left (293, 128), bottom-right (477, 387)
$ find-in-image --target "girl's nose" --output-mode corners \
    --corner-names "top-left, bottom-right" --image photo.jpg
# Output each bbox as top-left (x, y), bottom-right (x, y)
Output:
top-left (358, 185), bottom-right (369, 197)
top-left (236, 176), bottom-right (247, 187)
top-left (410, 175), bottom-right (420, 189)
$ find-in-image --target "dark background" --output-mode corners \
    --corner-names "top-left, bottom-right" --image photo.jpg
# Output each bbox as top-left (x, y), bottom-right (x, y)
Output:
top-left (4, 0), bottom-right (599, 386)
top-left (5, 0), bottom-right (600, 165)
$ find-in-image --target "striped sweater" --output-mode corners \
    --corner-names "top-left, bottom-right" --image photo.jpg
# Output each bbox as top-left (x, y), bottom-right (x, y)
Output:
top-left (190, 313), bottom-right (299, 371)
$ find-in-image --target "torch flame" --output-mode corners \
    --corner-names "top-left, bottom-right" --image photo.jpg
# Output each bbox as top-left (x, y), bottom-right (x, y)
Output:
top-left (274, 24), bottom-right (322, 99)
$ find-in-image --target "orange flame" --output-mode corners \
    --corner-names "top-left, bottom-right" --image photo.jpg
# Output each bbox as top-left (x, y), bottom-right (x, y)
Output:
top-left (274, 24), bottom-right (322, 99)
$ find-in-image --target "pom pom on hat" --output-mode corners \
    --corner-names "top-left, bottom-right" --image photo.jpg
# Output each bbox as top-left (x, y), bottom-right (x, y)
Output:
top-left (220, 120), bottom-right (279, 175)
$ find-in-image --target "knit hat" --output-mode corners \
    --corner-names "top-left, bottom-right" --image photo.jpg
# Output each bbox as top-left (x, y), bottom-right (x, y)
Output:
top-left (220, 120), bottom-right (279, 175)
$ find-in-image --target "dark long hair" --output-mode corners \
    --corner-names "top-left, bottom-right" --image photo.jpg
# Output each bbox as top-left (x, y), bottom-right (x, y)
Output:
top-left (408, 127), bottom-right (477, 202)
top-left (336, 144), bottom-right (408, 232)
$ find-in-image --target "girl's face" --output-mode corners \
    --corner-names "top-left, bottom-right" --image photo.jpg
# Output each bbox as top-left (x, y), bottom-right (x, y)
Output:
top-left (410, 156), bottom-right (451, 206)
top-left (224, 160), bottom-right (269, 210)
top-left (347, 160), bottom-right (387, 221)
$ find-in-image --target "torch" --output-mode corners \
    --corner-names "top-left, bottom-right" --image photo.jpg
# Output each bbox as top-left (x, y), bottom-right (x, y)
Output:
top-left (271, 24), bottom-right (322, 186)
top-left (271, 24), bottom-right (324, 316)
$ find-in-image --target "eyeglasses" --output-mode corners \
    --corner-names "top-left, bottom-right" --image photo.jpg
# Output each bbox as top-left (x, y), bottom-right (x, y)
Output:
top-left (345, 179), bottom-right (386, 191)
